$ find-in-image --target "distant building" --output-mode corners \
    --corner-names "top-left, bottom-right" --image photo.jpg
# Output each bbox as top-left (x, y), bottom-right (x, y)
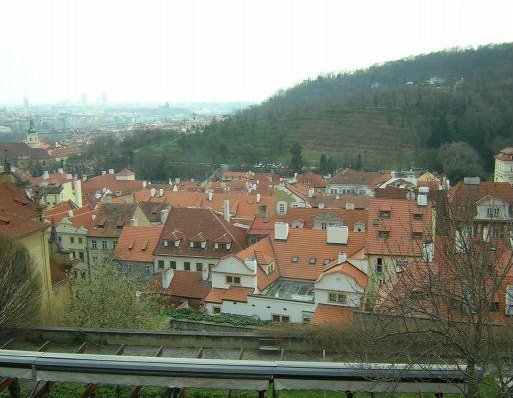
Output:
top-left (494, 147), bottom-right (513, 185)
top-left (327, 169), bottom-right (391, 197)
top-left (24, 120), bottom-right (40, 149)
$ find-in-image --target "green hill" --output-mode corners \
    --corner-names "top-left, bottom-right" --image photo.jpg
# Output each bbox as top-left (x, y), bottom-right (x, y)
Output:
top-left (167, 43), bottom-right (512, 171)
top-left (83, 44), bottom-right (512, 179)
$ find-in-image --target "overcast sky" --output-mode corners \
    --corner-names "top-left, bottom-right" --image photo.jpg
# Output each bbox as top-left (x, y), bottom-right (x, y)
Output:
top-left (0, 0), bottom-right (512, 105)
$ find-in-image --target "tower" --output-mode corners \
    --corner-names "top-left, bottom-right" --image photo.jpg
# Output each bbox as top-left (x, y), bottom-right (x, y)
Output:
top-left (25, 120), bottom-right (40, 149)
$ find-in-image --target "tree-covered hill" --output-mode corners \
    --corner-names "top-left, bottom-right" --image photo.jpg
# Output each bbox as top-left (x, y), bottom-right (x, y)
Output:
top-left (82, 44), bottom-right (512, 179)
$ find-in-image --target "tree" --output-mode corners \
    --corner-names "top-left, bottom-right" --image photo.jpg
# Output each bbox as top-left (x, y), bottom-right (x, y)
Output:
top-left (355, 153), bottom-right (363, 171)
top-left (326, 156), bottom-right (337, 176)
top-left (66, 262), bottom-right (155, 329)
top-left (437, 141), bottom-right (484, 183)
top-left (319, 154), bottom-right (327, 174)
top-left (0, 235), bottom-right (41, 327)
top-left (373, 189), bottom-right (513, 397)
top-left (289, 142), bottom-right (303, 174)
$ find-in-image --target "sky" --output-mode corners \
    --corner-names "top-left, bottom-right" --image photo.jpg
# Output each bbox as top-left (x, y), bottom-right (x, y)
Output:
top-left (0, 0), bottom-right (512, 105)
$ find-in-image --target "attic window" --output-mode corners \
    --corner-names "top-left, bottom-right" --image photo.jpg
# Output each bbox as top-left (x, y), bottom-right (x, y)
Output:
top-left (379, 210), bottom-right (391, 219)
top-left (309, 258), bottom-right (317, 265)
top-left (163, 240), bottom-right (169, 247)
top-left (413, 213), bottom-right (423, 221)
top-left (323, 258), bottom-right (331, 265)
top-left (291, 256), bottom-right (299, 263)
top-left (174, 239), bottom-right (181, 247)
top-left (128, 240), bottom-right (135, 250)
top-left (412, 231), bottom-right (423, 240)
top-left (379, 231), bottom-right (390, 239)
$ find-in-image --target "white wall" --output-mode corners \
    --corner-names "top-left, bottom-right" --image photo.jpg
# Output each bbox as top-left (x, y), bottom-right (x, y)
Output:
top-left (211, 257), bottom-right (257, 289)
top-left (314, 273), bottom-right (364, 307)
top-left (153, 254), bottom-right (218, 280)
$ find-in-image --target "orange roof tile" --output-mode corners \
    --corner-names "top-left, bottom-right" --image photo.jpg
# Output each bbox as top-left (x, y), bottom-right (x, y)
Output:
top-left (149, 271), bottom-right (211, 300)
top-left (321, 261), bottom-right (368, 289)
top-left (310, 304), bottom-right (355, 325)
top-left (113, 225), bottom-right (164, 263)
top-left (0, 209), bottom-right (49, 239)
top-left (285, 208), bottom-right (368, 231)
top-left (204, 286), bottom-right (255, 303)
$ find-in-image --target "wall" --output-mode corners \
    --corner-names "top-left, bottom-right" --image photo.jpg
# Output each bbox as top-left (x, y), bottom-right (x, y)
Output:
top-left (314, 273), bottom-right (364, 307)
top-left (154, 254), bottom-right (217, 280)
top-left (19, 229), bottom-right (54, 323)
top-left (211, 257), bottom-right (257, 289)
top-left (56, 222), bottom-right (88, 264)
top-left (326, 184), bottom-right (373, 197)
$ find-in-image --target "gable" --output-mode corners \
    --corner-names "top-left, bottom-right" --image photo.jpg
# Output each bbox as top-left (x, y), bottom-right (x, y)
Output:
top-left (314, 212), bottom-right (341, 223)
top-left (212, 256), bottom-right (255, 275)
top-left (315, 272), bottom-right (365, 293)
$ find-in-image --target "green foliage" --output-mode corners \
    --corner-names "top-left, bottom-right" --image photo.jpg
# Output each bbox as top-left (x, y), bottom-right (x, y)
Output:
top-left (289, 142), bottom-right (303, 174)
top-left (319, 154), bottom-right (327, 174)
top-left (437, 141), bottom-right (484, 182)
top-left (165, 308), bottom-right (274, 327)
top-left (66, 262), bottom-right (155, 329)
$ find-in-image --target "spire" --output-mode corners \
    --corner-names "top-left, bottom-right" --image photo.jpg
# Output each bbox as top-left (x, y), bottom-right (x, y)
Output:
top-left (28, 119), bottom-right (36, 134)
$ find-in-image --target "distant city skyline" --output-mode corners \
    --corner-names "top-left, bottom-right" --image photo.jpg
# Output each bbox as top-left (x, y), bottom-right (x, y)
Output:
top-left (1, 0), bottom-right (512, 105)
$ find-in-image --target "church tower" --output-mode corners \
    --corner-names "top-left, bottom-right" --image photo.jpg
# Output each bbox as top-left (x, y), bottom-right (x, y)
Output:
top-left (25, 120), bottom-right (40, 149)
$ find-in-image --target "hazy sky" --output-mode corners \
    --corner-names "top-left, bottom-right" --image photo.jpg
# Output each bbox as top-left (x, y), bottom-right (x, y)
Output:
top-left (1, 0), bottom-right (512, 105)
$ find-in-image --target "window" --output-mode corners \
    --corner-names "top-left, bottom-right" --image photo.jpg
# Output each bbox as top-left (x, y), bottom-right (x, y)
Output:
top-left (190, 241), bottom-right (203, 249)
top-left (226, 275), bottom-right (241, 285)
top-left (70, 237), bottom-right (75, 244)
top-left (272, 314), bottom-right (290, 322)
top-left (113, 241), bottom-right (117, 249)
top-left (309, 257), bottom-right (317, 265)
top-left (213, 306), bottom-right (221, 314)
top-left (323, 258), bottom-right (331, 265)
top-left (412, 232), bottom-right (423, 240)
top-left (376, 257), bottom-right (383, 273)
top-left (79, 252), bottom-right (85, 261)
top-left (379, 210), bottom-right (391, 219)
top-left (248, 237), bottom-right (258, 245)
top-left (321, 222), bottom-right (327, 230)
top-left (413, 213), bottom-right (423, 221)
top-left (196, 263), bottom-right (203, 272)
top-left (158, 260), bottom-right (164, 269)
top-left (489, 302), bottom-right (499, 312)
top-left (328, 293), bottom-right (347, 304)
top-left (379, 231), bottom-right (390, 239)
top-left (58, 236), bottom-right (62, 242)
top-left (163, 240), bottom-right (169, 247)
top-left (78, 237), bottom-right (83, 244)
top-left (184, 262), bottom-right (191, 271)
top-left (92, 240), bottom-right (97, 249)
top-left (291, 256), bottom-right (299, 263)
top-left (279, 203), bottom-right (286, 214)
top-left (217, 243), bottom-right (227, 250)
top-left (487, 207), bottom-right (500, 218)
top-left (170, 261), bottom-right (176, 269)
top-left (101, 240), bottom-right (108, 249)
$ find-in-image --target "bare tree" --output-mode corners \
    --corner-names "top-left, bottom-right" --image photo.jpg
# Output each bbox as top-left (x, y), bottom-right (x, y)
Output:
top-left (0, 235), bottom-right (41, 328)
top-left (374, 187), bottom-right (513, 397)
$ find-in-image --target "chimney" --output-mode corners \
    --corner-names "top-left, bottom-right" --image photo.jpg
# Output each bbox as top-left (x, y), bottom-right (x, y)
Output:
top-left (103, 194), bottom-right (112, 204)
top-left (256, 193), bottom-right (261, 203)
top-left (168, 178), bottom-right (173, 185)
top-left (308, 188), bottom-right (315, 198)
top-left (160, 208), bottom-right (169, 224)
top-left (338, 252), bottom-right (347, 264)
top-left (208, 192), bottom-right (213, 201)
top-left (108, 168), bottom-right (114, 174)
top-left (159, 188), bottom-right (164, 197)
top-left (58, 168), bottom-right (64, 174)
top-left (101, 170), bottom-right (106, 175)
top-left (274, 222), bottom-right (289, 241)
top-left (223, 199), bottom-right (230, 222)
top-left (67, 210), bottom-right (74, 218)
top-left (173, 185), bottom-right (178, 192)
top-left (327, 226), bottom-right (349, 244)
top-left (161, 269), bottom-right (174, 289)
top-left (91, 214), bottom-right (96, 221)
top-left (74, 179), bottom-right (83, 208)
top-left (150, 188), bottom-right (156, 197)
top-left (66, 173), bottom-right (73, 180)
top-left (43, 171), bottom-right (49, 180)
top-left (130, 217), bottom-right (138, 226)
top-left (175, 178), bottom-right (180, 184)
top-left (319, 202), bottom-right (325, 209)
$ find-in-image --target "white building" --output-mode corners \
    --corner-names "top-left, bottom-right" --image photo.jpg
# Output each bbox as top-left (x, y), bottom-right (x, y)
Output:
top-left (494, 147), bottom-right (513, 185)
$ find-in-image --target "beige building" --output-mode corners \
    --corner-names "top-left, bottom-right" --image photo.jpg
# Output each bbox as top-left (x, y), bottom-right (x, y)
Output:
top-left (31, 170), bottom-right (83, 209)
top-left (494, 147), bottom-right (513, 185)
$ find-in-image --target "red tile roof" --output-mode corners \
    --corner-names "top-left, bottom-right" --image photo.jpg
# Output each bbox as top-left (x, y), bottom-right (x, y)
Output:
top-left (285, 208), bottom-right (368, 231)
top-left (310, 304), bottom-right (355, 325)
top-left (0, 210), bottom-right (49, 239)
top-left (82, 174), bottom-right (144, 198)
top-left (495, 147), bottom-right (513, 161)
top-left (297, 172), bottom-right (326, 188)
top-left (0, 183), bottom-right (42, 220)
top-left (154, 208), bottom-right (247, 258)
top-left (149, 271), bottom-right (211, 300)
top-left (247, 217), bottom-right (276, 238)
top-left (450, 181), bottom-right (513, 205)
top-left (320, 261), bottom-right (368, 289)
top-left (204, 286), bottom-right (255, 303)
top-left (309, 194), bottom-right (369, 210)
top-left (88, 203), bottom-right (139, 238)
top-left (328, 169), bottom-right (391, 187)
top-left (113, 225), bottom-right (164, 263)
top-left (366, 198), bottom-right (433, 257)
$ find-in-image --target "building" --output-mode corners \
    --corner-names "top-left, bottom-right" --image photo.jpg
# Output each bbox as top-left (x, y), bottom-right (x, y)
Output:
top-left (88, 203), bottom-right (151, 267)
top-left (113, 225), bottom-right (164, 280)
top-left (494, 147), bottom-right (513, 185)
top-left (82, 169), bottom-right (145, 201)
top-left (153, 207), bottom-right (247, 281)
top-left (285, 208), bottom-right (367, 233)
top-left (326, 170), bottom-right (391, 197)
top-left (365, 192), bottom-right (434, 299)
top-left (205, 223), bottom-right (367, 323)
top-left (30, 170), bottom-right (83, 209)
top-left (24, 120), bottom-right (40, 149)
top-left (0, 182), bottom-right (54, 322)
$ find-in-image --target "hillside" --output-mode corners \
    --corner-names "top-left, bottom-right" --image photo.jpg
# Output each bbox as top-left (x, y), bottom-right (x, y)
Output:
top-left (171, 43), bottom-right (513, 172)
top-left (83, 44), bottom-right (513, 179)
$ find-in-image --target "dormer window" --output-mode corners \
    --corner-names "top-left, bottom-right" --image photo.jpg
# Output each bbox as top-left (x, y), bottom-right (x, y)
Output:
top-left (487, 207), bottom-right (500, 218)
top-left (190, 241), bottom-right (203, 249)
top-left (379, 231), bottom-right (390, 239)
top-left (379, 210), bottom-right (391, 219)
top-left (323, 258), bottom-right (331, 265)
top-left (163, 240), bottom-right (169, 247)
top-left (174, 239), bottom-right (181, 247)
